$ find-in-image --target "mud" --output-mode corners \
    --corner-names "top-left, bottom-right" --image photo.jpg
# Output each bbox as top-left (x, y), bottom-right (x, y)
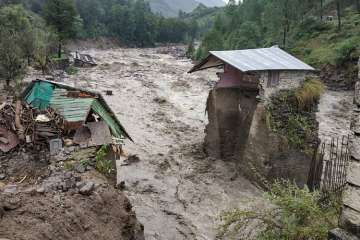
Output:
top-left (0, 187), bottom-right (144, 240)
top-left (59, 47), bottom-right (264, 240)
top-left (0, 147), bottom-right (145, 240)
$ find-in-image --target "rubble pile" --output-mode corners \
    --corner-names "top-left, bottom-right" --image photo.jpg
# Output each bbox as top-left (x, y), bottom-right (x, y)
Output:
top-left (0, 101), bottom-right (64, 154)
top-left (156, 45), bottom-right (186, 59)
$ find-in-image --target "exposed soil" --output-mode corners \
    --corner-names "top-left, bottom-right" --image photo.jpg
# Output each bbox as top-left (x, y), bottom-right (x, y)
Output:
top-left (56, 47), bottom-right (264, 240)
top-left (0, 187), bottom-right (144, 240)
top-left (320, 62), bottom-right (358, 90)
top-left (0, 148), bottom-right (145, 240)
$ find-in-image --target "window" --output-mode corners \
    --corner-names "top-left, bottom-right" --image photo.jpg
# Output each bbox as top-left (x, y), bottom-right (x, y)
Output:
top-left (267, 71), bottom-right (280, 87)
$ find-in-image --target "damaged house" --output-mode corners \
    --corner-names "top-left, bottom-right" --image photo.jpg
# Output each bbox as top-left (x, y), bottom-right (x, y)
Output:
top-left (20, 79), bottom-right (132, 154)
top-left (189, 46), bottom-right (316, 184)
top-left (73, 52), bottom-right (97, 67)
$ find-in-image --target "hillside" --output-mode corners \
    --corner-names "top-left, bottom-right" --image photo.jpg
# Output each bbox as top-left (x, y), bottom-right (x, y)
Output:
top-left (147, 0), bottom-right (198, 17)
top-left (196, 0), bottom-right (360, 89)
top-left (197, 0), bottom-right (225, 7)
top-left (147, 0), bottom-right (225, 17)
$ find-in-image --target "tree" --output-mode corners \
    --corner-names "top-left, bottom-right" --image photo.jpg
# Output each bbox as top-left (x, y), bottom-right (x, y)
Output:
top-left (0, 29), bottom-right (25, 87)
top-left (43, 0), bottom-right (78, 58)
top-left (320, 0), bottom-right (324, 20)
top-left (225, 21), bottom-right (261, 49)
top-left (34, 28), bottom-right (57, 74)
top-left (186, 39), bottom-right (195, 59)
top-left (336, 0), bottom-right (342, 31)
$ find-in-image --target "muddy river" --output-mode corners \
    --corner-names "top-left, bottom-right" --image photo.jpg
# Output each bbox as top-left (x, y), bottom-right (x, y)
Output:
top-left (316, 90), bottom-right (353, 145)
top-left (57, 47), bottom-right (264, 240)
top-left (22, 45), bottom-right (357, 239)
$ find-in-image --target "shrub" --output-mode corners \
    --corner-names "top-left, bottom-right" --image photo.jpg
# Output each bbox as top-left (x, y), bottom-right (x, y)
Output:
top-left (295, 79), bottom-right (324, 111)
top-left (334, 38), bottom-right (358, 65)
top-left (217, 181), bottom-right (340, 240)
top-left (65, 66), bottom-right (79, 75)
top-left (95, 145), bottom-right (115, 175)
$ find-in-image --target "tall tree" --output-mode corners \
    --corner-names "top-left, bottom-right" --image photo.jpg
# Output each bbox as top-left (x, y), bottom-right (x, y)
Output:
top-left (0, 29), bottom-right (25, 87)
top-left (336, 0), bottom-right (342, 31)
top-left (320, 0), bottom-right (324, 20)
top-left (43, 0), bottom-right (78, 58)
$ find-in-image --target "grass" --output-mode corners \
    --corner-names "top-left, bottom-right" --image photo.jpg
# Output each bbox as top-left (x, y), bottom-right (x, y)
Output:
top-left (295, 79), bottom-right (325, 111)
top-left (267, 79), bottom-right (323, 150)
top-left (65, 66), bottom-right (79, 75)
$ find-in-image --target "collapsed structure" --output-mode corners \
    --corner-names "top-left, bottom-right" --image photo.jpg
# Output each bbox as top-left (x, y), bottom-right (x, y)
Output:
top-left (73, 52), bottom-right (97, 67)
top-left (189, 46), bottom-right (316, 184)
top-left (0, 79), bottom-right (131, 156)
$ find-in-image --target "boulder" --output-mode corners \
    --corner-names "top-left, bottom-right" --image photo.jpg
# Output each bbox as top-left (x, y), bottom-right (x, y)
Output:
top-left (79, 182), bottom-right (95, 195)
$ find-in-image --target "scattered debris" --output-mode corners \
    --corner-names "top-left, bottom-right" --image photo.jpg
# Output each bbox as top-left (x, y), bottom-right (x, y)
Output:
top-left (153, 97), bottom-right (167, 104)
top-left (73, 51), bottom-right (97, 67)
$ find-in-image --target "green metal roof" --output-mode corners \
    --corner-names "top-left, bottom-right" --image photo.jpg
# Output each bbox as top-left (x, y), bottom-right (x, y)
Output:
top-left (50, 88), bottom-right (94, 123)
top-left (22, 79), bottom-right (133, 141)
top-left (24, 81), bottom-right (54, 110)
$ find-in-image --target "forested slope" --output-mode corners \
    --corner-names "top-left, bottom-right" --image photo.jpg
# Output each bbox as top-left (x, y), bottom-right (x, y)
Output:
top-left (195, 0), bottom-right (360, 88)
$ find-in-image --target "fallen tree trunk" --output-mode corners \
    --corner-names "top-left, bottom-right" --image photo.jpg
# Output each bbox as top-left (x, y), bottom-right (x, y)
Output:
top-left (15, 100), bottom-right (25, 141)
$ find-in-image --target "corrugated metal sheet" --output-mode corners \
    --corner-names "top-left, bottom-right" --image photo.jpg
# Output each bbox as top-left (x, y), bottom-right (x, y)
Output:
top-left (24, 81), bottom-right (54, 110)
top-left (91, 100), bottom-right (124, 139)
top-left (189, 46), bottom-right (315, 73)
top-left (50, 88), bottom-right (94, 123)
top-left (22, 79), bottom-right (133, 141)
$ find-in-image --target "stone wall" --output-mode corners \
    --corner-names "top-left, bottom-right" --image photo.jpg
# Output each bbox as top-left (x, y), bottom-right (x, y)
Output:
top-left (332, 58), bottom-right (360, 239)
top-left (259, 70), bottom-right (316, 101)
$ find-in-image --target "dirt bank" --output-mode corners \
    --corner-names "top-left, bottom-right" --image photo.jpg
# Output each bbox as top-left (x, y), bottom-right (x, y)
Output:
top-left (0, 148), bottom-right (144, 240)
top-left (59, 47), bottom-right (264, 240)
top-left (0, 187), bottom-right (144, 240)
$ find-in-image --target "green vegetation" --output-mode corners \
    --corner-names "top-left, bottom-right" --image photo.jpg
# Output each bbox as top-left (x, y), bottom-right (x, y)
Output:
top-left (268, 79), bottom-right (323, 149)
top-left (65, 66), bottom-right (79, 75)
top-left (295, 79), bottom-right (325, 111)
top-left (43, 0), bottom-right (78, 58)
top-left (218, 181), bottom-right (340, 240)
top-left (196, 0), bottom-right (360, 71)
top-left (0, 4), bottom-right (55, 86)
top-left (95, 145), bottom-right (115, 175)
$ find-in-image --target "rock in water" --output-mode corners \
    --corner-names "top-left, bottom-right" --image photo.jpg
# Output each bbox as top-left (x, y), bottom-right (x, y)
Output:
top-left (0, 173), bottom-right (6, 180)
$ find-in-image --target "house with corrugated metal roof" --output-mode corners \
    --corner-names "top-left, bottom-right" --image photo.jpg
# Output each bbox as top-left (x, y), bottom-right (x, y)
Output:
top-left (22, 79), bottom-right (132, 149)
top-left (189, 46), bottom-right (315, 100)
top-left (188, 47), bottom-right (317, 185)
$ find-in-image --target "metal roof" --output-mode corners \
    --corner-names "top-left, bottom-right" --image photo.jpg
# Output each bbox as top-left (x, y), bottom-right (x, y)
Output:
top-left (189, 46), bottom-right (315, 73)
top-left (22, 79), bottom-right (133, 141)
top-left (50, 88), bottom-right (94, 123)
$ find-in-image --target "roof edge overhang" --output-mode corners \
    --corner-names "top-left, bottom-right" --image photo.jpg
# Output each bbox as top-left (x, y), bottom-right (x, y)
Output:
top-left (188, 48), bottom-right (316, 74)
